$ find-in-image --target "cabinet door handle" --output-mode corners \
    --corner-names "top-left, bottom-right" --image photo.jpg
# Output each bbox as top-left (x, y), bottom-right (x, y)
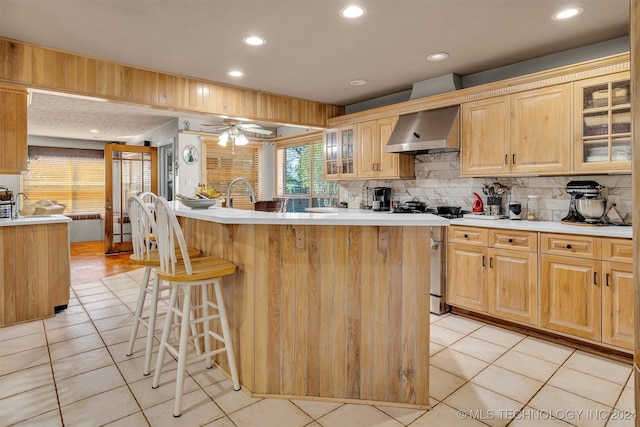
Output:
top-left (512, 154), bottom-right (516, 164)
top-left (482, 256), bottom-right (486, 267)
top-left (593, 272), bottom-right (598, 285)
top-left (505, 154), bottom-right (508, 165)
top-left (508, 238), bottom-right (513, 243)
top-left (566, 244), bottom-right (572, 250)
top-left (489, 257), bottom-right (493, 268)
top-left (606, 273), bottom-right (610, 287)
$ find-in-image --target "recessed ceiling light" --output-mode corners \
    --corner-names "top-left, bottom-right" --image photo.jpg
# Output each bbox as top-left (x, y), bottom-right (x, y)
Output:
top-left (427, 52), bottom-right (449, 62)
top-left (340, 5), bottom-right (366, 19)
top-left (228, 70), bottom-right (244, 77)
top-left (243, 36), bottom-right (266, 46)
top-left (350, 79), bottom-right (367, 86)
top-left (552, 7), bottom-right (584, 20)
top-left (89, 129), bottom-right (99, 133)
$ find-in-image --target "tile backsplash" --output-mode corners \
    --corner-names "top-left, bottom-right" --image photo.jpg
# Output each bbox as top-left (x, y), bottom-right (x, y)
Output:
top-left (339, 152), bottom-right (632, 224)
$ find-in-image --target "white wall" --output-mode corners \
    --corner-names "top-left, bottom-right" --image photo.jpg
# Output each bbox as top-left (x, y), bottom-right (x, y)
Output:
top-left (176, 133), bottom-right (203, 197)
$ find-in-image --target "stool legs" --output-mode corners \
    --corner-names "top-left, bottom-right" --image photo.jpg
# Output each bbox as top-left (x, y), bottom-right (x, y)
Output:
top-left (151, 279), bottom-right (240, 417)
top-left (126, 266), bottom-right (152, 358)
top-left (213, 279), bottom-right (240, 391)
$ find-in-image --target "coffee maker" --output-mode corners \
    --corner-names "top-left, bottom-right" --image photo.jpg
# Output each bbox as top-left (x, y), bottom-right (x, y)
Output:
top-left (372, 187), bottom-right (391, 211)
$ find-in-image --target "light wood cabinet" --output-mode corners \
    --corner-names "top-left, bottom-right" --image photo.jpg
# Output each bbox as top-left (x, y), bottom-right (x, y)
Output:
top-left (601, 238), bottom-right (633, 350)
top-left (487, 230), bottom-right (538, 325)
top-left (461, 84), bottom-right (572, 176)
top-left (539, 254), bottom-right (601, 340)
top-left (510, 84), bottom-right (572, 174)
top-left (447, 243), bottom-right (488, 312)
top-left (323, 125), bottom-right (357, 180)
top-left (0, 84), bottom-right (28, 174)
top-left (573, 72), bottom-right (631, 173)
top-left (447, 226), bottom-right (538, 325)
top-left (0, 222), bottom-right (71, 326)
top-left (357, 116), bottom-right (414, 179)
top-left (461, 96), bottom-right (510, 176)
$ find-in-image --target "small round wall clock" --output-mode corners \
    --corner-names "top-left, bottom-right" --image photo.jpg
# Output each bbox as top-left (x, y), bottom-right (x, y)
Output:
top-left (182, 145), bottom-right (199, 164)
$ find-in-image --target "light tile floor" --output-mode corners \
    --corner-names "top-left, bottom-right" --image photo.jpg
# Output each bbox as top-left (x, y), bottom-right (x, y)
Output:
top-left (0, 268), bottom-right (636, 427)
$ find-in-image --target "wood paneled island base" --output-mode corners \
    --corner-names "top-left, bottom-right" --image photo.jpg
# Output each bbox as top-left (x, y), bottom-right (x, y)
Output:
top-left (181, 218), bottom-right (432, 408)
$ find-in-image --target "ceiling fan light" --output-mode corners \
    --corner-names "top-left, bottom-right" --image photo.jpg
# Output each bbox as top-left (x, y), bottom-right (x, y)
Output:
top-left (218, 131), bottom-right (229, 146)
top-left (235, 134), bottom-right (249, 146)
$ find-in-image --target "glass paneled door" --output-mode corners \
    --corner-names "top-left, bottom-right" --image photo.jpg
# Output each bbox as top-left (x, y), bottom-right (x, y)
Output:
top-left (104, 144), bottom-right (157, 254)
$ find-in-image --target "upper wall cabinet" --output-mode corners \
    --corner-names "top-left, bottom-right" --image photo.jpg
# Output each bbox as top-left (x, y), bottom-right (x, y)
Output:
top-left (461, 84), bottom-right (572, 177)
top-left (323, 125), bottom-right (357, 180)
top-left (573, 72), bottom-right (631, 173)
top-left (357, 116), bottom-right (414, 179)
top-left (0, 84), bottom-right (28, 174)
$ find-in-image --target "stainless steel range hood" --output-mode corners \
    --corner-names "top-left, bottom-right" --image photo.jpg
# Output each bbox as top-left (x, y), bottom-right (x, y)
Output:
top-left (385, 105), bottom-right (460, 154)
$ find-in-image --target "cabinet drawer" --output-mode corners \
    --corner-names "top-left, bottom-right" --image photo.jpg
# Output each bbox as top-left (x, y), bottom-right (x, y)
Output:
top-left (448, 226), bottom-right (488, 246)
top-left (603, 238), bottom-right (633, 263)
top-left (540, 233), bottom-right (601, 259)
top-left (489, 229), bottom-right (537, 252)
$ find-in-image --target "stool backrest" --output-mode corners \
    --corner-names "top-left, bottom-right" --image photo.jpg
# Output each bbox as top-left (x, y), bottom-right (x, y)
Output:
top-left (138, 192), bottom-right (157, 204)
top-left (154, 196), bottom-right (193, 275)
top-left (128, 195), bottom-right (157, 261)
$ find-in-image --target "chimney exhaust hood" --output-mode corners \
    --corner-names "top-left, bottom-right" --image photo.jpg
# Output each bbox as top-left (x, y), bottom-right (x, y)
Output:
top-left (385, 105), bottom-right (461, 154)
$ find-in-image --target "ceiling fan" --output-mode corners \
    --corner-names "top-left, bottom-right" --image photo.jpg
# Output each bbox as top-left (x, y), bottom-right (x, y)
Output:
top-left (201, 119), bottom-right (273, 147)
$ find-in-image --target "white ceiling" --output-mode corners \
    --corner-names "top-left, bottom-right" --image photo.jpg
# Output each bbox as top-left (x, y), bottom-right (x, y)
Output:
top-left (0, 0), bottom-right (630, 142)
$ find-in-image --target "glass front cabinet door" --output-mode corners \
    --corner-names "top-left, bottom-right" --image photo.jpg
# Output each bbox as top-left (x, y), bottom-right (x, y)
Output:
top-left (573, 72), bottom-right (631, 173)
top-left (323, 125), bottom-right (357, 180)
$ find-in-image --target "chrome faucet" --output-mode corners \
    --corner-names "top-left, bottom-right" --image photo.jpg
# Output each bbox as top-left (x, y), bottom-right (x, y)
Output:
top-left (226, 178), bottom-right (257, 208)
top-left (13, 193), bottom-right (28, 219)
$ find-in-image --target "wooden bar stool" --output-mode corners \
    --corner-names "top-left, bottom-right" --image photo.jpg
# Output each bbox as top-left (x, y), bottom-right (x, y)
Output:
top-left (151, 196), bottom-right (240, 417)
top-left (126, 194), bottom-right (201, 376)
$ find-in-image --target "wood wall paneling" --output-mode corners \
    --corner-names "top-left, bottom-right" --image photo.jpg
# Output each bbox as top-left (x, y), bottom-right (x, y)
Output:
top-left (180, 218), bottom-right (431, 407)
top-left (0, 37), bottom-right (344, 128)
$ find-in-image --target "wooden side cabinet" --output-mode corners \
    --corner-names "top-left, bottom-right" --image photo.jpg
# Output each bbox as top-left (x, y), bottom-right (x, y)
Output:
top-left (0, 222), bottom-right (71, 326)
top-left (601, 238), bottom-right (633, 350)
top-left (357, 116), bottom-right (414, 179)
top-left (447, 226), bottom-right (488, 312)
top-left (323, 125), bottom-right (357, 180)
top-left (0, 84), bottom-right (28, 174)
top-left (487, 229), bottom-right (538, 326)
top-left (539, 233), bottom-right (602, 341)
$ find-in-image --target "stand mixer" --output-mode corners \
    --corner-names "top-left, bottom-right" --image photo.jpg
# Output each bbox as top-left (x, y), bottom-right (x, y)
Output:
top-left (561, 180), bottom-right (605, 224)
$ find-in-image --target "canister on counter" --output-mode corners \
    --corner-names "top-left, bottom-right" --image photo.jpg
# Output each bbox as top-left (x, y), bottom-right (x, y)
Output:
top-left (527, 195), bottom-right (540, 221)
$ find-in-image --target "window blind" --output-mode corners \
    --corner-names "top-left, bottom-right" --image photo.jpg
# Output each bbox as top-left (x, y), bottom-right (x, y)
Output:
top-left (23, 146), bottom-right (105, 214)
top-left (203, 142), bottom-right (259, 210)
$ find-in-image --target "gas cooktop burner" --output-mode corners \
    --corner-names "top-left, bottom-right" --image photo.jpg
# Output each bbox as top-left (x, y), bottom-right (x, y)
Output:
top-left (390, 207), bottom-right (463, 218)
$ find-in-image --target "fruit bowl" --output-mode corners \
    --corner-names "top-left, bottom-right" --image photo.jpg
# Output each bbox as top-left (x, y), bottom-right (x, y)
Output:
top-left (176, 195), bottom-right (220, 209)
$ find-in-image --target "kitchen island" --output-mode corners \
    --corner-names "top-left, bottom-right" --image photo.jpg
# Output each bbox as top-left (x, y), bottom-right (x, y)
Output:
top-left (0, 214), bottom-right (71, 326)
top-left (172, 202), bottom-right (448, 408)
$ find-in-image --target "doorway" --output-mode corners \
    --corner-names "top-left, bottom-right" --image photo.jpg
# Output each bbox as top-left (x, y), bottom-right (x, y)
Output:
top-left (104, 144), bottom-right (157, 254)
top-left (158, 138), bottom-right (175, 201)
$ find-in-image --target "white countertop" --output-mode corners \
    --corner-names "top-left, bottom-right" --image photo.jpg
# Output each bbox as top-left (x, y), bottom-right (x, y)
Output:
top-left (170, 201), bottom-right (633, 237)
top-left (0, 214), bottom-right (72, 227)
top-left (171, 201), bottom-right (449, 227)
top-left (450, 217), bottom-right (633, 239)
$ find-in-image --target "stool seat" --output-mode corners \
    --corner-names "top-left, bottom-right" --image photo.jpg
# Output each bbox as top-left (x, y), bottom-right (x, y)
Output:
top-left (157, 256), bottom-right (236, 282)
top-left (130, 247), bottom-right (201, 266)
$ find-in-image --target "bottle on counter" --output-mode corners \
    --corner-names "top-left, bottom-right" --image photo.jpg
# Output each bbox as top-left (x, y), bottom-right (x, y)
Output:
top-left (527, 195), bottom-right (540, 221)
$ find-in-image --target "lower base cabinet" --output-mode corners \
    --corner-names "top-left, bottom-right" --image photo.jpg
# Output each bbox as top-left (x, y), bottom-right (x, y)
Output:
top-left (539, 254), bottom-right (602, 341)
top-left (601, 261), bottom-right (634, 350)
top-left (448, 226), bottom-right (633, 352)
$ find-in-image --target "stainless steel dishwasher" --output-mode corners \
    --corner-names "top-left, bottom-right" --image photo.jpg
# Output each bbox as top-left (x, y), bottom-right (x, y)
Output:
top-left (430, 227), bottom-right (449, 314)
